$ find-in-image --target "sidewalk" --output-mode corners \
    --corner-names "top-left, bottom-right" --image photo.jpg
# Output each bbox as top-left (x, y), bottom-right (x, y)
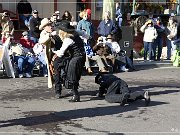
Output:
top-left (133, 58), bottom-right (173, 70)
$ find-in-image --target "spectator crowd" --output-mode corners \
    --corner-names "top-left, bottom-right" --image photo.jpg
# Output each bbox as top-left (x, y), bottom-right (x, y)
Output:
top-left (0, 1), bottom-right (179, 79)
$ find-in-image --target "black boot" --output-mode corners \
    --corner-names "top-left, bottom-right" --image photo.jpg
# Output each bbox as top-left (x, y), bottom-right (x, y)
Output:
top-left (69, 85), bottom-right (80, 102)
top-left (69, 94), bottom-right (80, 102)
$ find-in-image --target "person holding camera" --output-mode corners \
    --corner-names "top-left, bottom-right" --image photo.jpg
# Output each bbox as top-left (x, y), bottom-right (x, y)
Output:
top-left (140, 20), bottom-right (158, 61)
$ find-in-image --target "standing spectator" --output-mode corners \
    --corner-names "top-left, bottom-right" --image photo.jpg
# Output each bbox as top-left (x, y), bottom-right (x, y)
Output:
top-left (153, 17), bottom-right (165, 61)
top-left (165, 16), bottom-right (177, 60)
top-left (77, 10), bottom-right (96, 74)
top-left (77, 10), bottom-right (94, 44)
top-left (140, 20), bottom-right (158, 61)
top-left (29, 10), bottom-right (41, 44)
top-left (115, 2), bottom-right (123, 27)
top-left (0, 12), bottom-right (14, 42)
top-left (122, 13), bottom-right (133, 26)
top-left (17, 0), bottom-right (32, 28)
top-left (97, 11), bottom-right (117, 40)
top-left (61, 11), bottom-right (72, 22)
top-left (148, 12), bottom-right (156, 24)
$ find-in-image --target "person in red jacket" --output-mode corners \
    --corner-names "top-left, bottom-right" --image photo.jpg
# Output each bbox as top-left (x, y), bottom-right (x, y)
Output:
top-left (20, 31), bottom-right (35, 49)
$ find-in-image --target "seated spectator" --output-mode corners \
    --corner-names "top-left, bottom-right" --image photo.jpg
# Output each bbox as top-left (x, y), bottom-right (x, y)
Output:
top-left (79, 31), bottom-right (108, 74)
top-left (50, 13), bottom-right (61, 30)
top-left (93, 39), bottom-right (114, 69)
top-left (9, 38), bottom-right (35, 78)
top-left (17, 0), bottom-right (32, 28)
top-left (20, 31), bottom-right (35, 50)
top-left (33, 43), bottom-right (48, 77)
top-left (105, 34), bottom-right (135, 72)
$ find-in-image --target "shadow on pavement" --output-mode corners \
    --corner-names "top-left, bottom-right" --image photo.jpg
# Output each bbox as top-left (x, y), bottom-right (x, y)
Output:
top-left (0, 100), bottom-right (168, 130)
top-left (129, 85), bottom-right (180, 96)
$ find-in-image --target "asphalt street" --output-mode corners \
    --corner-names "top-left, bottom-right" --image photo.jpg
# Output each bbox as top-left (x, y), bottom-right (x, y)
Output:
top-left (0, 67), bottom-right (180, 135)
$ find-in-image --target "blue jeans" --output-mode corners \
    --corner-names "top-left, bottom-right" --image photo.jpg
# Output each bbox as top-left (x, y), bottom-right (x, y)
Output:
top-left (154, 37), bottom-right (163, 60)
top-left (30, 36), bottom-right (38, 44)
top-left (14, 56), bottom-right (35, 75)
top-left (166, 39), bottom-right (177, 59)
top-left (144, 41), bottom-right (153, 60)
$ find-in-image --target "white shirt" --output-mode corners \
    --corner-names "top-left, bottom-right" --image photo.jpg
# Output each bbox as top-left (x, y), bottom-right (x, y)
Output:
top-left (54, 38), bottom-right (74, 57)
top-left (106, 41), bottom-right (120, 54)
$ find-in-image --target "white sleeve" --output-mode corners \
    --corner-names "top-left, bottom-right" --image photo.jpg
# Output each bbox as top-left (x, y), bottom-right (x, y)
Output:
top-left (54, 38), bottom-right (74, 57)
top-left (39, 31), bottom-right (51, 44)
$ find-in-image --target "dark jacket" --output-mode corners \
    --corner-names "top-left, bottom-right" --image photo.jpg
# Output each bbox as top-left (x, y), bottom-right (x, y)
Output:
top-left (17, 0), bottom-right (32, 14)
top-left (97, 74), bottom-right (120, 89)
top-left (93, 43), bottom-right (111, 56)
top-left (97, 19), bottom-right (117, 37)
top-left (154, 24), bottom-right (165, 38)
top-left (29, 17), bottom-right (41, 38)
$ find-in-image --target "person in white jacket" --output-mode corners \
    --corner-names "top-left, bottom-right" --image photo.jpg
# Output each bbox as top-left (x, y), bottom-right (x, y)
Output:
top-left (140, 20), bottom-right (158, 61)
top-left (165, 16), bottom-right (177, 60)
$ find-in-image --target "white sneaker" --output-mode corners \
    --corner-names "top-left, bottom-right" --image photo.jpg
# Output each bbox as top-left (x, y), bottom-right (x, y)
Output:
top-left (19, 74), bottom-right (23, 78)
top-left (144, 91), bottom-right (150, 106)
top-left (25, 73), bottom-right (32, 78)
top-left (120, 66), bottom-right (129, 72)
top-left (44, 74), bottom-right (48, 77)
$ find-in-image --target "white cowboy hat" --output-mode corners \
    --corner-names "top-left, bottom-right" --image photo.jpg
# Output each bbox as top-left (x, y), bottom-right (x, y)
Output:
top-left (39, 18), bottom-right (52, 30)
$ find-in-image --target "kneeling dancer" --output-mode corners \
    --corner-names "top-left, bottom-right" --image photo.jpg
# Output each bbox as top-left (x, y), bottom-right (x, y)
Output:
top-left (95, 73), bottom-right (150, 106)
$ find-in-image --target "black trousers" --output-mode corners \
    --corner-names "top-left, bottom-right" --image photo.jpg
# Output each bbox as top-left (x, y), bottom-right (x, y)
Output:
top-left (105, 79), bottom-right (145, 103)
top-left (53, 57), bottom-right (67, 94)
top-left (105, 79), bottom-right (129, 103)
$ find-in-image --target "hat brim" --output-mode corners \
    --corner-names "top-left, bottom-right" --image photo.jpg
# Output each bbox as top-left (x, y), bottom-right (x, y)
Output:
top-left (57, 25), bottom-right (75, 32)
top-left (39, 22), bottom-right (52, 30)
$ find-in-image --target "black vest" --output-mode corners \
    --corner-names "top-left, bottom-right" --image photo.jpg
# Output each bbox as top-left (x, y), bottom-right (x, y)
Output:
top-left (68, 34), bottom-right (85, 57)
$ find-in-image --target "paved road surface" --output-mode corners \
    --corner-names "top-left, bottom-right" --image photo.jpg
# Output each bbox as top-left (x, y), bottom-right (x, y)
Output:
top-left (0, 67), bottom-right (180, 135)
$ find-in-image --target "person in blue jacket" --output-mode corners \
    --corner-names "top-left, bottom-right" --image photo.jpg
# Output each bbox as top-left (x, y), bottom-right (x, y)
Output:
top-left (97, 11), bottom-right (117, 39)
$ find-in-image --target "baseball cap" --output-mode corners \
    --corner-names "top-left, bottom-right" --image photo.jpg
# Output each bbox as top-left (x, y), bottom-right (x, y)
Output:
top-left (55, 11), bottom-right (60, 14)
top-left (146, 20), bottom-right (152, 24)
top-left (2, 12), bottom-right (10, 17)
top-left (22, 31), bottom-right (29, 36)
top-left (156, 17), bottom-right (161, 21)
top-left (32, 9), bottom-right (38, 14)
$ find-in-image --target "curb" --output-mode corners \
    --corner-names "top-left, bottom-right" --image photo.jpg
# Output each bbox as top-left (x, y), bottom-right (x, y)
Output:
top-left (133, 60), bottom-right (173, 70)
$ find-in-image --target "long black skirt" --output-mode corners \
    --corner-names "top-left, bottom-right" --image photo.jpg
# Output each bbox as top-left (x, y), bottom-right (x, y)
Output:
top-left (65, 55), bottom-right (85, 89)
